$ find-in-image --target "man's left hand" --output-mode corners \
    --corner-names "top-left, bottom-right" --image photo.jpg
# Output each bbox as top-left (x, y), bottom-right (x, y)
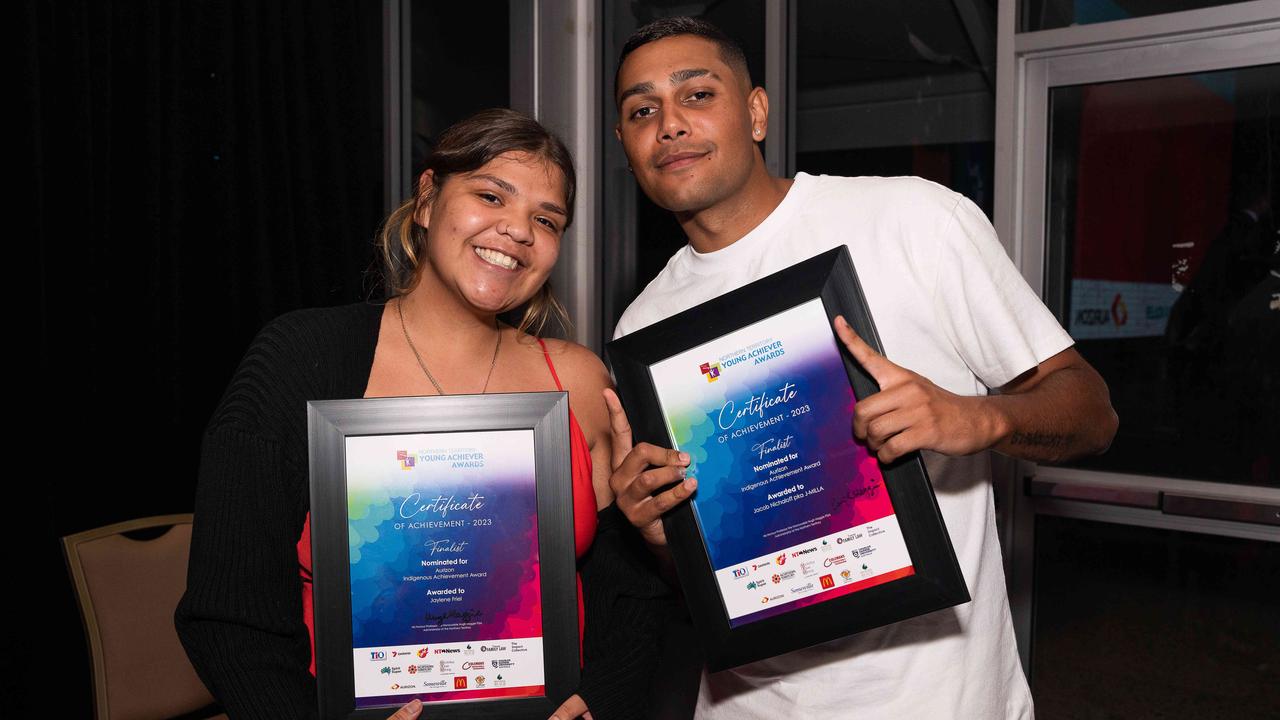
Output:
top-left (833, 315), bottom-right (1006, 463)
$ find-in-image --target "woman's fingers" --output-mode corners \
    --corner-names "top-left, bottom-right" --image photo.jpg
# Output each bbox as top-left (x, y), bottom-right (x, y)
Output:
top-left (548, 692), bottom-right (589, 720)
top-left (385, 699), bottom-right (422, 720)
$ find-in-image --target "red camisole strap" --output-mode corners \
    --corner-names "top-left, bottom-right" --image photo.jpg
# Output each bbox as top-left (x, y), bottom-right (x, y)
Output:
top-left (536, 338), bottom-right (599, 558)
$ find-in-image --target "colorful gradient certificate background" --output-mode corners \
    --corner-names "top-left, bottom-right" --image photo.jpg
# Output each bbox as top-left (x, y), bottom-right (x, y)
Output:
top-left (650, 299), bottom-right (915, 627)
top-left (344, 430), bottom-right (545, 706)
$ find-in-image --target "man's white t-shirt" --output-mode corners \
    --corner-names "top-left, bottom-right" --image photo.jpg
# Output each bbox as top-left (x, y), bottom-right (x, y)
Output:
top-left (614, 173), bottom-right (1072, 719)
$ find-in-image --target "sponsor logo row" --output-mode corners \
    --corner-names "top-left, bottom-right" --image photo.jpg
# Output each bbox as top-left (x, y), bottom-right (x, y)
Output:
top-left (385, 674), bottom-right (509, 692)
top-left (379, 659), bottom-right (517, 676)
top-left (732, 544), bottom-right (876, 581)
top-left (369, 642), bottom-right (527, 662)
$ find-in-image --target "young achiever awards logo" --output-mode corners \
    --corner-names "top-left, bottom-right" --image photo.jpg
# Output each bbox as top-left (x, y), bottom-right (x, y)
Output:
top-left (700, 362), bottom-right (721, 382)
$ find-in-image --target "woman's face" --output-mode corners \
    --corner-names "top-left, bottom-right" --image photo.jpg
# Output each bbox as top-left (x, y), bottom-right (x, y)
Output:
top-left (416, 151), bottom-right (568, 315)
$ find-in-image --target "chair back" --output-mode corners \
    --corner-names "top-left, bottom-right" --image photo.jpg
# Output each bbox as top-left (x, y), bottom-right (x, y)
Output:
top-left (63, 514), bottom-right (218, 720)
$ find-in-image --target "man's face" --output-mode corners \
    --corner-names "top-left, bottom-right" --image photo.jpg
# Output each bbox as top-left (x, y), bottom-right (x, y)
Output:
top-left (615, 35), bottom-right (762, 214)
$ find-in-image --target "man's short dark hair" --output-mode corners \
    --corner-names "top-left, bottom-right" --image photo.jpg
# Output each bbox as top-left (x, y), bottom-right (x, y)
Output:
top-left (615, 16), bottom-right (752, 99)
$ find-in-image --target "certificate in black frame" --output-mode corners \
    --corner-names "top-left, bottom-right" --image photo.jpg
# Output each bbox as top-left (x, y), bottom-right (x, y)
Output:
top-left (308, 392), bottom-right (579, 719)
top-left (606, 247), bottom-right (969, 671)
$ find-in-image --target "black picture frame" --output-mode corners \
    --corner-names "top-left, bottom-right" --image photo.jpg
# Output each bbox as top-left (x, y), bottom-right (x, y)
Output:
top-left (308, 392), bottom-right (579, 719)
top-left (606, 247), bottom-right (970, 671)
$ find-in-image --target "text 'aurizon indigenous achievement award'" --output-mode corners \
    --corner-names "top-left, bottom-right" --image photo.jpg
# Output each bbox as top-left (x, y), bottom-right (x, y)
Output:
top-left (649, 298), bottom-right (915, 626)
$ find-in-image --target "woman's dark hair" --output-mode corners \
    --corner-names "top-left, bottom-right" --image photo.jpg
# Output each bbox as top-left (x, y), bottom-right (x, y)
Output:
top-left (376, 108), bottom-right (575, 334)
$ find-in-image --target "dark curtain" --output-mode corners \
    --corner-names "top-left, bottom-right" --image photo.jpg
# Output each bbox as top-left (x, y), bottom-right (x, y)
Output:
top-left (17, 1), bottom-right (384, 713)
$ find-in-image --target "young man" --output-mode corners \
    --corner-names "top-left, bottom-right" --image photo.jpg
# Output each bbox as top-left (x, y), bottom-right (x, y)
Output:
top-left (603, 17), bottom-right (1118, 719)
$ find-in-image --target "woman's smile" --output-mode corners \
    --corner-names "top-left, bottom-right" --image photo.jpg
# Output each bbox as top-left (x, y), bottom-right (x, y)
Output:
top-left (473, 245), bottom-right (521, 270)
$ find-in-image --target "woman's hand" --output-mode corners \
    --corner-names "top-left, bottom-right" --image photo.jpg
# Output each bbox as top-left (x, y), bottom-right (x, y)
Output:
top-left (549, 692), bottom-right (593, 720)
top-left (386, 699), bottom-right (423, 720)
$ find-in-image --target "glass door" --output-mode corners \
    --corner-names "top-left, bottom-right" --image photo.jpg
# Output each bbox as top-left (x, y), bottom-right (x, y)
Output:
top-left (1006, 6), bottom-right (1280, 716)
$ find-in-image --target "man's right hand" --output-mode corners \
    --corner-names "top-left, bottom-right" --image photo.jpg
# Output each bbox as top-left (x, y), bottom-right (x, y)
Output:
top-left (602, 388), bottom-right (697, 546)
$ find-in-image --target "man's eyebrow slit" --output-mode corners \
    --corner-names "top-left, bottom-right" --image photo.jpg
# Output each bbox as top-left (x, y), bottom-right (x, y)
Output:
top-left (616, 69), bottom-right (721, 106)
top-left (670, 68), bottom-right (716, 84)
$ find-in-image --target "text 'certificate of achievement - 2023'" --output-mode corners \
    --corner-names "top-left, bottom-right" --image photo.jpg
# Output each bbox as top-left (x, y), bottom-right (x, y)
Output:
top-left (650, 298), bottom-right (915, 627)
top-left (344, 429), bottom-right (545, 706)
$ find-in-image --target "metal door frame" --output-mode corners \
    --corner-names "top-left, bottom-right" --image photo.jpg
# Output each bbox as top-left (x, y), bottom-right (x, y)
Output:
top-left (994, 0), bottom-right (1280, 678)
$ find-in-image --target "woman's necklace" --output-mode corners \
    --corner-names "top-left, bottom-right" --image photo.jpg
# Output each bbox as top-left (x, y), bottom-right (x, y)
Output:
top-left (397, 297), bottom-right (502, 395)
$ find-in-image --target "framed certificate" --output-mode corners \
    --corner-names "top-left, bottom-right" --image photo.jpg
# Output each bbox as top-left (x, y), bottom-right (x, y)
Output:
top-left (607, 247), bottom-right (969, 671)
top-left (307, 392), bottom-right (579, 719)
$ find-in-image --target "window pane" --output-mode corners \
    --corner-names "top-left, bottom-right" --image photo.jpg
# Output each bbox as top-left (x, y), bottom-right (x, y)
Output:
top-left (796, 0), bottom-right (995, 217)
top-left (1022, 0), bottom-right (1255, 33)
top-left (1046, 65), bottom-right (1279, 486)
top-left (1032, 516), bottom-right (1280, 716)
top-left (602, 1), bottom-right (766, 330)
top-left (410, 1), bottom-right (510, 175)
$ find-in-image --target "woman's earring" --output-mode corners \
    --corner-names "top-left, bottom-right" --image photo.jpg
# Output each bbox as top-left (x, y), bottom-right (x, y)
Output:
top-left (754, 128), bottom-right (762, 136)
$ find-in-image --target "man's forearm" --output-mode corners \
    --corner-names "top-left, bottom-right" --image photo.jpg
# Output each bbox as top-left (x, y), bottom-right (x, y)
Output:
top-left (983, 364), bottom-right (1118, 464)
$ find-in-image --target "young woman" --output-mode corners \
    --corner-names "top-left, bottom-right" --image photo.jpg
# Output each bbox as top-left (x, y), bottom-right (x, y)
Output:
top-left (176, 109), bottom-right (667, 720)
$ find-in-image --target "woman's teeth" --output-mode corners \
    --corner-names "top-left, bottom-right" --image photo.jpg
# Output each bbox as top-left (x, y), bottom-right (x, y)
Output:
top-left (474, 247), bottom-right (519, 270)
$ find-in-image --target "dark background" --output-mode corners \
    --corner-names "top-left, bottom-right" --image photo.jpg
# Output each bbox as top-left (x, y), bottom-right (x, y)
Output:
top-left (17, 1), bottom-right (384, 714)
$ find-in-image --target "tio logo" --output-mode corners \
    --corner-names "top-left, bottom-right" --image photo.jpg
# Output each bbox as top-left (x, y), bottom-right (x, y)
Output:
top-left (370, 651), bottom-right (387, 661)
top-left (453, 677), bottom-right (468, 689)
